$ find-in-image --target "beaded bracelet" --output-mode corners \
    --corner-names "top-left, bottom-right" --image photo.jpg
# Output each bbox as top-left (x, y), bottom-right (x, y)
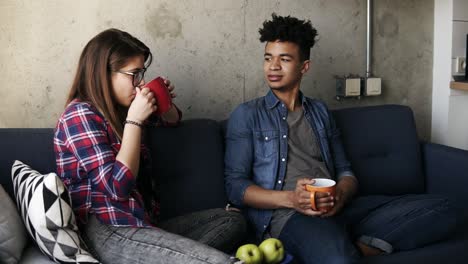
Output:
top-left (124, 120), bottom-right (144, 128)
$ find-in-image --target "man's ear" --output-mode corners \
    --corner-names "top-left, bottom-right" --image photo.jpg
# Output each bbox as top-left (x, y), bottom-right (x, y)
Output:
top-left (301, 60), bottom-right (310, 74)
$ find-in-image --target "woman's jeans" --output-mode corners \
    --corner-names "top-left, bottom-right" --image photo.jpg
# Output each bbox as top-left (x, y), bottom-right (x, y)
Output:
top-left (278, 194), bottom-right (458, 264)
top-left (82, 208), bottom-right (246, 264)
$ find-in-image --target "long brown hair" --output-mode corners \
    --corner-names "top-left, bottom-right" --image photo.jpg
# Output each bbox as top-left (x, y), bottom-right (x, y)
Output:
top-left (67, 28), bottom-right (152, 139)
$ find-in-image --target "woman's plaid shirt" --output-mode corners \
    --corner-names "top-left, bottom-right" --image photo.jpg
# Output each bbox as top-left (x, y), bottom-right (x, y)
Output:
top-left (54, 99), bottom-right (180, 227)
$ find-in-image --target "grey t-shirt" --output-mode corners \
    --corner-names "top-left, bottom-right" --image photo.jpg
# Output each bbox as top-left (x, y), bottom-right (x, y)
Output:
top-left (268, 108), bottom-right (332, 238)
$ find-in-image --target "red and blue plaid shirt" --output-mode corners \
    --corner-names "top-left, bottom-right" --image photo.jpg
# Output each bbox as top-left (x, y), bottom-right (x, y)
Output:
top-left (54, 99), bottom-right (181, 227)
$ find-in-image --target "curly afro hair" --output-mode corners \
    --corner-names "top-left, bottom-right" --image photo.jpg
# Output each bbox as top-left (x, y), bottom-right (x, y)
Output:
top-left (259, 13), bottom-right (318, 61)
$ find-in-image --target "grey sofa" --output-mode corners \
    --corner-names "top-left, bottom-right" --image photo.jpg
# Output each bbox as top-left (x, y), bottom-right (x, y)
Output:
top-left (1, 104), bottom-right (468, 263)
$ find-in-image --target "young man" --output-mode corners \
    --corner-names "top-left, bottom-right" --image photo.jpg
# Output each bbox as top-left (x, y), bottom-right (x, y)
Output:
top-left (224, 14), bottom-right (457, 264)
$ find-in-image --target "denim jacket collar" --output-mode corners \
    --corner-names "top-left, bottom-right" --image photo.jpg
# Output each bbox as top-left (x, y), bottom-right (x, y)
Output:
top-left (265, 90), bottom-right (281, 109)
top-left (265, 89), bottom-right (310, 110)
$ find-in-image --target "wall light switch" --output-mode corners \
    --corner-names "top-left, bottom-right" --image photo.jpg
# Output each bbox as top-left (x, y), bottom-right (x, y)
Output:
top-left (345, 78), bottom-right (361, 96)
top-left (363, 77), bottom-right (381, 96)
top-left (336, 77), bottom-right (361, 98)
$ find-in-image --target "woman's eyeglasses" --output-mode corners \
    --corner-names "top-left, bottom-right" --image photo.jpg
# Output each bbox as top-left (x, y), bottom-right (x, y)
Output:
top-left (115, 68), bottom-right (147, 87)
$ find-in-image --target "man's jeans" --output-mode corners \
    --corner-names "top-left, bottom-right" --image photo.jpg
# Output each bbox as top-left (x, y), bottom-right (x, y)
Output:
top-left (82, 208), bottom-right (246, 264)
top-left (278, 194), bottom-right (457, 264)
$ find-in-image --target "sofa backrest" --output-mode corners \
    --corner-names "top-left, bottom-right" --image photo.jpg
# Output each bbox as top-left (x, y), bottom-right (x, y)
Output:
top-left (0, 120), bottom-right (228, 222)
top-left (333, 105), bottom-right (425, 196)
top-left (0, 105), bottom-right (424, 219)
top-left (0, 129), bottom-right (56, 199)
top-left (144, 119), bottom-right (228, 220)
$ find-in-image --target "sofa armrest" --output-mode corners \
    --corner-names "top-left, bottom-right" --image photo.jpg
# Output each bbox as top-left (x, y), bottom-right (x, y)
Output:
top-left (422, 142), bottom-right (468, 208)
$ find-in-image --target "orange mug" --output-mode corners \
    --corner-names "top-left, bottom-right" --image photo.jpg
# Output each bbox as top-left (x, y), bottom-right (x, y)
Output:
top-left (305, 178), bottom-right (336, 211)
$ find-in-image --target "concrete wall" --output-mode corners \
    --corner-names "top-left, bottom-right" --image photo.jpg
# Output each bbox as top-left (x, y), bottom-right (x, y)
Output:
top-left (0, 0), bottom-right (434, 140)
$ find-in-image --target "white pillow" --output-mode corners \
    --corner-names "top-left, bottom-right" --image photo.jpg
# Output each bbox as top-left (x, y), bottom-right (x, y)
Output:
top-left (11, 160), bottom-right (100, 263)
top-left (0, 184), bottom-right (28, 264)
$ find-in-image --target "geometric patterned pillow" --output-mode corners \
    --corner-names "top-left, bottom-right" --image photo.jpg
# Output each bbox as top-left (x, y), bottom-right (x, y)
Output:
top-left (11, 160), bottom-right (100, 264)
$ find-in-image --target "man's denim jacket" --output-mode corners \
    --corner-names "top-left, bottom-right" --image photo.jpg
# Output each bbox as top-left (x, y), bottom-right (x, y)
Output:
top-left (224, 90), bottom-right (355, 239)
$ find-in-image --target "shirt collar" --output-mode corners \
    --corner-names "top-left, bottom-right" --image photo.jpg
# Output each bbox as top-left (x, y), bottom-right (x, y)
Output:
top-left (265, 90), bottom-right (281, 109)
top-left (299, 91), bottom-right (310, 108)
top-left (265, 89), bottom-right (309, 109)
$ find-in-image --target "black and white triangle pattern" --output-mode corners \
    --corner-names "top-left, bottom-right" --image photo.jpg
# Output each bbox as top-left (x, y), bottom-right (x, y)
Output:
top-left (11, 160), bottom-right (100, 264)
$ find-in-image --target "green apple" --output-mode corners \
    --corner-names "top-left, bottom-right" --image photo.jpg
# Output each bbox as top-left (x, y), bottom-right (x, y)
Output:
top-left (258, 238), bottom-right (285, 264)
top-left (235, 244), bottom-right (263, 264)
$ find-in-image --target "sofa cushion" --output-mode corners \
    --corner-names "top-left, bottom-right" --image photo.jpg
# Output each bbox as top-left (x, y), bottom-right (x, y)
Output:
top-left (19, 244), bottom-right (56, 264)
top-left (0, 184), bottom-right (28, 264)
top-left (147, 119), bottom-right (228, 221)
top-left (332, 105), bottom-right (424, 196)
top-left (11, 160), bottom-right (99, 263)
top-left (0, 129), bottom-right (56, 199)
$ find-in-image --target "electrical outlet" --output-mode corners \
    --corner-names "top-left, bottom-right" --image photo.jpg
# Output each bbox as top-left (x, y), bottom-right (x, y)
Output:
top-left (456, 57), bottom-right (466, 73)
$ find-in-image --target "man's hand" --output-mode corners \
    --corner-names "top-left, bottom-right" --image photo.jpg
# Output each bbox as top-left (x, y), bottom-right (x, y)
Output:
top-left (321, 176), bottom-right (358, 217)
top-left (289, 178), bottom-right (332, 216)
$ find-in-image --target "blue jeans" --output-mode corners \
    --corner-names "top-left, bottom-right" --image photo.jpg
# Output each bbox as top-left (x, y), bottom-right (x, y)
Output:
top-left (278, 194), bottom-right (457, 264)
top-left (82, 208), bottom-right (246, 264)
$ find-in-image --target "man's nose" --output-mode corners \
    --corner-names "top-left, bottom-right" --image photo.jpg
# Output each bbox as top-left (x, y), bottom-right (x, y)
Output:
top-left (269, 58), bottom-right (281, 70)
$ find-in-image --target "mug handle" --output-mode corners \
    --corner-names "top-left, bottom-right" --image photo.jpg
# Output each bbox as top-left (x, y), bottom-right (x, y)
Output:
top-left (310, 191), bottom-right (317, 211)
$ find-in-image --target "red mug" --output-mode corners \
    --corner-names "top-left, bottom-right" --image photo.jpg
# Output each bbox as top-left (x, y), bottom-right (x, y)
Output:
top-left (145, 77), bottom-right (172, 115)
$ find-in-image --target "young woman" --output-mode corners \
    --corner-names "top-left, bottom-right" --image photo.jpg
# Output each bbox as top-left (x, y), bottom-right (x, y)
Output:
top-left (54, 28), bottom-right (245, 264)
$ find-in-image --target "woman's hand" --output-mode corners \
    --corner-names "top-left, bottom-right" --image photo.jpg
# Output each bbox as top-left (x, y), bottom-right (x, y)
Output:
top-left (127, 87), bottom-right (156, 122)
top-left (160, 77), bottom-right (181, 123)
top-left (163, 77), bottom-right (177, 99)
